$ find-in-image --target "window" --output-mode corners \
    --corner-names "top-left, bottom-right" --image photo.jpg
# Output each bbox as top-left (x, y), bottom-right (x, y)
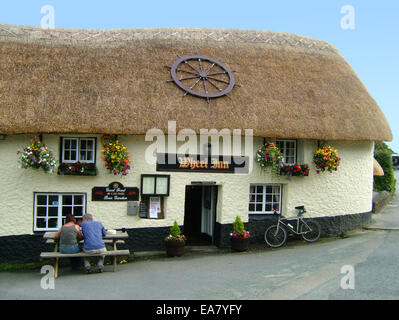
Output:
top-left (34, 193), bottom-right (86, 231)
top-left (276, 139), bottom-right (296, 165)
top-left (249, 184), bottom-right (282, 214)
top-left (141, 174), bottom-right (170, 197)
top-left (61, 138), bottom-right (96, 163)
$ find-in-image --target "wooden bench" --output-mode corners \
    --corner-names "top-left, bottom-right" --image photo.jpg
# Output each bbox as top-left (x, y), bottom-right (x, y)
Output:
top-left (40, 249), bottom-right (130, 278)
top-left (45, 239), bottom-right (125, 245)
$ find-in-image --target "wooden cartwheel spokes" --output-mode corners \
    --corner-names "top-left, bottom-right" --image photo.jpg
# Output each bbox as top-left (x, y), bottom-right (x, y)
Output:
top-left (167, 54), bottom-right (237, 103)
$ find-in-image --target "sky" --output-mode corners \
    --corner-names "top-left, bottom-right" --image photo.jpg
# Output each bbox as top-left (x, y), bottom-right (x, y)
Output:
top-left (0, 0), bottom-right (398, 152)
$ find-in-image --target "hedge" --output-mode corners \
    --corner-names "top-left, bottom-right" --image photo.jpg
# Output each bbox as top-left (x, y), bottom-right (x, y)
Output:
top-left (374, 150), bottom-right (396, 193)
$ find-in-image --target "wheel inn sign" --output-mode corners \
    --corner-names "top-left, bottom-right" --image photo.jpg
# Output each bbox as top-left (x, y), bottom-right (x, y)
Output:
top-left (156, 153), bottom-right (249, 174)
top-left (167, 54), bottom-right (239, 103)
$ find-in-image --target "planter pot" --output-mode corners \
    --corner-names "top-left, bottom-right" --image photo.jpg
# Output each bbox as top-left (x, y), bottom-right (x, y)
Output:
top-left (165, 241), bottom-right (185, 257)
top-left (231, 237), bottom-right (250, 252)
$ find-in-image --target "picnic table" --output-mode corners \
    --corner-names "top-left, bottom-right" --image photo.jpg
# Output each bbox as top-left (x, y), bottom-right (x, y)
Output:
top-left (41, 230), bottom-right (130, 278)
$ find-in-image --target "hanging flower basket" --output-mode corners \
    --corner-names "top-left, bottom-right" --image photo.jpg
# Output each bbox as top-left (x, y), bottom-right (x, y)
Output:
top-left (101, 140), bottom-right (131, 176)
top-left (57, 162), bottom-right (98, 176)
top-left (280, 163), bottom-right (310, 177)
top-left (313, 144), bottom-right (341, 173)
top-left (256, 142), bottom-right (284, 175)
top-left (17, 136), bottom-right (57, 173)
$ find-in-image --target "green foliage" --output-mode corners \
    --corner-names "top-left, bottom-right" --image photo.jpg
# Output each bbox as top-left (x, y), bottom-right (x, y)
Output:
top-left (374, 142), bottom-right (395, 154)
top-left (233, 216), bottom-right (245, 232)
top-left (374, 149), bottom-right (396, 193)
top-left (170, 221), bottom-right (181, 237)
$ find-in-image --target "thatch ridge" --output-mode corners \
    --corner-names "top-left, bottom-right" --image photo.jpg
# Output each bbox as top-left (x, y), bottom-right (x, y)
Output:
top-left (0, 24), bottom-right (392, 141)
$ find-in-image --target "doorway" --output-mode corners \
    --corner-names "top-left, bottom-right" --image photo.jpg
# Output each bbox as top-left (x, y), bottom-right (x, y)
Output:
top-left (184, 185), bottom-right (218, 245)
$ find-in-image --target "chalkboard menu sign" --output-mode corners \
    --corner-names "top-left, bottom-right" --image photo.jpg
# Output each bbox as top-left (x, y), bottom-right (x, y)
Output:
top-left (92, 182), bottom-right (139, 201)
top-left (139, 200), bottom-right (148, 218)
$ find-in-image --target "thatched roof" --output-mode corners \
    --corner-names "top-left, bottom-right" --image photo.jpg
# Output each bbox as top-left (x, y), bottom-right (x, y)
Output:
top-left (0, 24), bottom-right (392, 141)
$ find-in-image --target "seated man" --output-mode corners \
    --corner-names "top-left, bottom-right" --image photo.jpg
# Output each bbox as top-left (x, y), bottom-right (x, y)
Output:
top-left (81, 213), bottom-right (107, 273)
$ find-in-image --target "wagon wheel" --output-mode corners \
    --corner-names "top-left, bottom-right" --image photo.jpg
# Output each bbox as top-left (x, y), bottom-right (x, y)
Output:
top-left (168, 54), bottom-right (236, 103)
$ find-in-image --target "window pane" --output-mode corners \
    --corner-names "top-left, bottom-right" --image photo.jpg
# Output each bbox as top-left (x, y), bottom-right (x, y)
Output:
top-left (70, 151), bottom-right (77, 161)
top-left (250, 185), bottom-right (256, 193)
top-left (48, 218), bottom-right (58, 229)
top-left (64, 139), bottom-right (70, 149)
top-left (266, 186), bottom-right (272, 194)
top-left (48, 207), bottom-right (58, 217)
top-left (256, 204), bottom-right (263, 211)
top-left (256, 195), bottom-right (263, 202)
top-left (249, 194), bottom-right (255, 202)
top-left (37, 195), bottom-right (47, 206)
top-left (70, 140), bottom-right (77, 149)
top-left (80, 140), bottom-right (86, 149)
top-left (73, 206), bottom-right (83, 216)
top-left (37, 207), bottom-right (47, 217)
top-left (265, 204), bottom-right (272, 211)
top-left (62, 206), bottom-right (73, 216)
top-left (80, 150), bottom-right (87, 160)
top-left (36, 218), bottom-right (46, 228)
top-left (63, 195), bottom-right (72, 205)
top-left (74, 195), bottom-right (83, 205)
top-left (86, 151), bottom-right (93, 161)
top-left (256, 185), bottom-right (263, 193)
top-left (64, 150), bottom-right (70, 161)
top-left (49, 195), bottom-right (58, 205)
top-left (156, 177), bottom-right (168, 195)
top-left (249, 203), bottom-right (255, 211)
top-left (142, 177), bottom-right (155, 194)
top-left (273, 186), bottom-right (280, 193)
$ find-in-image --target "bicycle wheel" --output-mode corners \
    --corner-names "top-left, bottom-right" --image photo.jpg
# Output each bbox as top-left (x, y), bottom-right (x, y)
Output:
top-left (264, 225), bottom-right (287, 248)
top-left (300, 220), bottom-right (321, 242)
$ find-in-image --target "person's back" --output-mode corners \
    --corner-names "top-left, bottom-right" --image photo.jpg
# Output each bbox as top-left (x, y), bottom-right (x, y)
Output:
top-left (60, 225), bottom-right (79, 246)
top-left (81, 220), bottom-right (106, 250)
top-left (80, 213), bottom-right (107, 273)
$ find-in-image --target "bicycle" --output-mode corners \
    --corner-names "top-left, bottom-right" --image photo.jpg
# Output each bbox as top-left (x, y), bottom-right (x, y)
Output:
top-left (264, 205), bottom-right (321, 248)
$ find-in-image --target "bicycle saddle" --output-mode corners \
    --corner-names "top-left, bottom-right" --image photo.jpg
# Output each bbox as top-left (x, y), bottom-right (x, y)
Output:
top-left (295, 205), bottom-right (305, 211)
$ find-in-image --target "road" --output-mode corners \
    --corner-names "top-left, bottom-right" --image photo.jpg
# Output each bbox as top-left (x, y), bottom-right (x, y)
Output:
top-left (0, 230), bottom-right (397, 300)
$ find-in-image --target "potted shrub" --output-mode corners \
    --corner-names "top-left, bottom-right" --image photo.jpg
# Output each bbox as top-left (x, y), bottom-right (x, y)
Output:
top-left (230, 216), bottom-right (250, 252)
top-left (164, 221), bottom-right (187, 257)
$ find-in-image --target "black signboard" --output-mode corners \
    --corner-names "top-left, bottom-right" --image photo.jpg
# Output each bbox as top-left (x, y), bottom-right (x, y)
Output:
top-left (156, 153), bottom-right (249, 174)
top-left (92, 182), bottom-right (139, 201)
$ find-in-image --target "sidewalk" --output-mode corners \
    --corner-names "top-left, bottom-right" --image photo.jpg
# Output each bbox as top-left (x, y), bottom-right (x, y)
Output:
top-left (365, 171), bottom-right (399, 231)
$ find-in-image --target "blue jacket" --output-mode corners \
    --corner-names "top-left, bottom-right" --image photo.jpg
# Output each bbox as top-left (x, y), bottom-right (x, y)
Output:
top-left (81, 220), bottom-right (107, 250)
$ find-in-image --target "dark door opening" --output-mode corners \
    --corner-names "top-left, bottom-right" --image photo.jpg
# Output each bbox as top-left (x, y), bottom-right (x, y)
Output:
top-left (183, 185), bottom-right (217, 245)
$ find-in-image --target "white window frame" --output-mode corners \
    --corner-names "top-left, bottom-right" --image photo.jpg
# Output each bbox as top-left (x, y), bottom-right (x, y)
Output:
top-left (34, 193), bottom-right (86, 231)
top-left (249, 184), bottom-right (282, 215)
top-left (276, 139), bottom-right (297, 165)
top-left (61, 137), bottom-right (96, 163)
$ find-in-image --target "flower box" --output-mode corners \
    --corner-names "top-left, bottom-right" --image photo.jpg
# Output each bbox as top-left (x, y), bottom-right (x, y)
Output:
top-left (280, 163), bottom-right (310, 177)
top-left (57, 162), bottom-right (98, 176)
